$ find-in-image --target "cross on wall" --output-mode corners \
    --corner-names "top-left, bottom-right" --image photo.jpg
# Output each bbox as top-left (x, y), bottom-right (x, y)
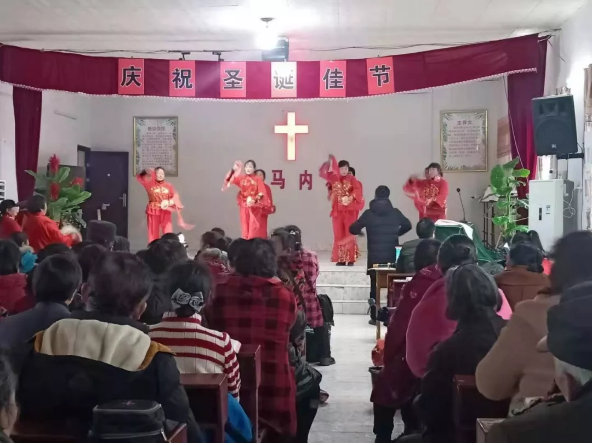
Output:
top-left (274, 112), bottom-right (309, 161)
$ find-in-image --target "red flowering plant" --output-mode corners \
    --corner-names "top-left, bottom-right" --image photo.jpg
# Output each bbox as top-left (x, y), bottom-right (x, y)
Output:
top-left (26, 154), bottom-right (92, 228)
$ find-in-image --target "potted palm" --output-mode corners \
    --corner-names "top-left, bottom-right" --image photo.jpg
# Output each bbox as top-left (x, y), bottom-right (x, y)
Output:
top-left (26, 154), bottom-right (92, 228)
top-left (489, 157), bottom-right (530, 245)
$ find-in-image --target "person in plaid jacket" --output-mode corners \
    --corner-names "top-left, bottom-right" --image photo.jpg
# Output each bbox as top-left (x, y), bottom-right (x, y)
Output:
top-left (284, 225), bottom-right (334, 366)
top-left (203, 238), bottom-right (298, 440)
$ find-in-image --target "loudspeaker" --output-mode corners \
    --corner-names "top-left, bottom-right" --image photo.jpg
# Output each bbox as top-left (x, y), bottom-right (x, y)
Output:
top-left (532, 95), bottom-right (578, 156)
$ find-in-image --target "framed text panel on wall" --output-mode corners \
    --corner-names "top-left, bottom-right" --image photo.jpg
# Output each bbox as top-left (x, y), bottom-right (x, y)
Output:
top-left (133, 117), bottom-right (179, 176)
top-left (441, 110), bottom-right (488, 172)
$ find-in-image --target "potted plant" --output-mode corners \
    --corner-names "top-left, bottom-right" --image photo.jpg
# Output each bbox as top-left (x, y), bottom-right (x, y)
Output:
top-left (490, 157), bottom-right (530, 245)
top-left (26, 154), bottom-right (92, 228)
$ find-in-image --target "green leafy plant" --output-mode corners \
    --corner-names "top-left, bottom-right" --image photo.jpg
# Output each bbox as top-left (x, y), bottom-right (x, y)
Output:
top-left (490, 157), bottom-right (530, 244)
top-left (26, 154), bottom-right (92, 228)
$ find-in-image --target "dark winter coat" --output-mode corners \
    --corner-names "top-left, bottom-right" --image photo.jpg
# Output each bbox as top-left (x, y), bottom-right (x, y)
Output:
top-left (15, 313), bottom-right (202, 442)
top-left (349, 198), bottom-right (412, 266)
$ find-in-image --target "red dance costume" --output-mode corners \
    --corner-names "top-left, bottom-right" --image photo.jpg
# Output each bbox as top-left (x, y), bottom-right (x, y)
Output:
top-left (319, 155), bottom-right (364, 263)
top-left (137, 169), bottom-right (190, 243)
top-left (226, 169), bottom-right (270, 239)
top-left (403, 176), bottom-right (449, 221)
top-left (260, 183), bottom-right (276, 240)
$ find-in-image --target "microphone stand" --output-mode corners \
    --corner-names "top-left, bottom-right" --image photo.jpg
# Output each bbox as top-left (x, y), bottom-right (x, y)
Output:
top-left (457, 188), bottom-right (467, 223)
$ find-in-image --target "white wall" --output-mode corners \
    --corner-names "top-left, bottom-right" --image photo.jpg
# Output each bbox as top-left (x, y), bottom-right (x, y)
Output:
top-left (0, 83), bottom-right (17, 199)
top-left (89, 80), bottom-right (505, 251)
top-left (0, 85), bottom-right (92, 202)
top-left (553, 2), bottom-right (592, 229)
top-left (39, 91), bottom-right (92, 167)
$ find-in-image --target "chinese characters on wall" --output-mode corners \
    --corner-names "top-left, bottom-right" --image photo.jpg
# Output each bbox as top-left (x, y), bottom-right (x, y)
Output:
top-left (441, 110), bottom-right (488, 172)
top-left (270, 169), bottom-right (314, 191)
top-left (133, 117), bottom-right (179, 176)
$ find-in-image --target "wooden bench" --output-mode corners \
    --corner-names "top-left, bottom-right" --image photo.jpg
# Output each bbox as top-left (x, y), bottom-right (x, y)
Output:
top-left (181, 373), bottom-right (228, 443)
top-left (11, 418), bottom-right (187, 443)
top-left (453, 375), bottom-right (509, 442)
top-left (237, 344), bottom-right (264, 442)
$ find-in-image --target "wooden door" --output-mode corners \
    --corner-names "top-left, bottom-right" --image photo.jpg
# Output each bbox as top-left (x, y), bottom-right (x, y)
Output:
top-left (86, 151), bottom-right (129, 237)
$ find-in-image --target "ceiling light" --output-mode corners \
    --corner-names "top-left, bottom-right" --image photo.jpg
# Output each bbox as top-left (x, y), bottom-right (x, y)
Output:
top-left (256, 17), bottom-right (278, 50)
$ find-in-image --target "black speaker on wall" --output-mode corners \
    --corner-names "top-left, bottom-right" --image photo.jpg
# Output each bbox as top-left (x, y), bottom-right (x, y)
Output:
top-left (532, 95), bottom-right (578, 156)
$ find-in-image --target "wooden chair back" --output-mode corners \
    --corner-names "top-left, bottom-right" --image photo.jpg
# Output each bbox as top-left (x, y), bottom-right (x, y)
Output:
top-left (453, 375), bottom-right (509, 442)
top-left (181, 373), bottom-right (228, 443)
top-left (237, 344), bottom-right (263, 442)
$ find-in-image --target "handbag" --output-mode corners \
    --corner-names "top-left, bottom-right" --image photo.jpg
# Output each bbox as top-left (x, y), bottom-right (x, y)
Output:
top-left (90, 400), bottom-right (167, 443)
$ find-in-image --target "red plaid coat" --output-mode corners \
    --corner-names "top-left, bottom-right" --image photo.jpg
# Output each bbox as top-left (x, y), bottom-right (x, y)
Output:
top-left (298, 248), bottom-right (324, 328)
top-left (204, 274), bottom-right (297, 437)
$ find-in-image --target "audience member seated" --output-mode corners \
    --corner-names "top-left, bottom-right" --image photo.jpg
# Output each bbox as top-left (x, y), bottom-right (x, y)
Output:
top-left (150, 260), bottom-right (241, 397)
top-left (0, 254), bottom-right (80, 350)
top-left (0, 200), bottom-right (21, 239)
top-left (71, 240), bottom-right (93, 255)
top-left (9, 232), bottom-right (36, 274)
top-left (349, 186), bottom-right (412, 323)
top-left (0, 353), bottom-right (18, 443)
top-left (289, 304), bottom-right (322, 442)
top-left (396, 218), bottom-right (435, 273)
top-left (477, 231), bottom-right (592, 405)
top-left (415, 265), bottom-right (506, 442)
top-left (204, 238), bottom-right (298, 441)
top-left (211, 227), bottom-right (225, 237)
top-left (226, 238), bottom-right (246, 273)
top-left (74, 244), bottom-right (107, 310)
top-left (150, 260), bottom-right (251, 443)
top-left (86, 220), bottom-right (117, 250)
top-left (141, 238), bottom-right (189, 324)
top-left (113, 236), bottom-right (131, 252)
top-left (372, 239), bottom-right (441, 443)
top-left (487, 280), bottom-right (592, 441)
top-left (406, 235), bottom-right (512, 378)
top-left (22, 195), bottom-right (81, 252)
top-left (0, 240), bottom-right (28, 316)
top-left (284, 224), bottom-right (332, 365)
top-left (511, 230), bottom-right (551, 274)
top-left (198, 248), bottom-right (230, 284)
top-left (495, 242), bottom-right (550, 310)
top-left (16, 251), bottom-right (201, 442)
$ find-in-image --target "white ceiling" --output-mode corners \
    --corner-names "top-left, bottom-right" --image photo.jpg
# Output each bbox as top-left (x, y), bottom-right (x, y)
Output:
top-left (0, 0), bottom-right (587, 60)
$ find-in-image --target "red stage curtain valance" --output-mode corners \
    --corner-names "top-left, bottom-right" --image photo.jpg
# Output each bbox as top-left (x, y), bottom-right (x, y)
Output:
top-left (0, 35), bottom-right (540, 101)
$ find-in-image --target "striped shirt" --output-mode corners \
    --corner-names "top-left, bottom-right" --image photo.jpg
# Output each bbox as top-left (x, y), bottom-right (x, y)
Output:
top-left (150, 312), bottom-right (241, 398)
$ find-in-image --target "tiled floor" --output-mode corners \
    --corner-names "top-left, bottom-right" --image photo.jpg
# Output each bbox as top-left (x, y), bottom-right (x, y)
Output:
top-left (309, 314), bottom-right (404, 443)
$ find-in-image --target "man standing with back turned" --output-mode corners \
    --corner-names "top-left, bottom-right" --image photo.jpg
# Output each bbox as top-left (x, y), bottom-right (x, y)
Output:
top-left (350, 186), bottom-right (411, 323)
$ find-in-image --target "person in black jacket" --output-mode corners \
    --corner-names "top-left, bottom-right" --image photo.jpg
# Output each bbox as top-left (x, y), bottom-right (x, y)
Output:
top-left (415, 264), bottom-right (505, 442)
top-left (16, 252), bottom-right (202, 442)
top-left (396, 218), bottom-right (435, 273)
top-left (349, 186), bottom-right (412, 322)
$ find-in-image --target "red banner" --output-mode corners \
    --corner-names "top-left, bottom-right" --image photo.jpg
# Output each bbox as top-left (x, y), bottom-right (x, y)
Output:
top-left (169, 60), bottom-right (195, 97)
top-left (271, 62), bottom-right (297, 98)
top-left (0, 35), bottom-right (542, 101)
top-left (220, 62), bottom-right (246, 98)
top-left (367, 57), bottom-right (394, 95)
top-left (319, 60), bottom-right (346, 98)
top-left (118, 59), bottom-right (144, 95)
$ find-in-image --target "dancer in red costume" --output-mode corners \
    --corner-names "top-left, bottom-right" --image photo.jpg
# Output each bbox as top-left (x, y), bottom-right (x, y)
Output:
top-left (222, 160), bottom-right (270, 239)
top-left (403, 162), bottom-right (449, 222)
top-left (255, 169), bottom-right (276, 239)
top-left (319, 155), bottom-right (364, 266)
top-left (136, 167), bottom-right (193, 244)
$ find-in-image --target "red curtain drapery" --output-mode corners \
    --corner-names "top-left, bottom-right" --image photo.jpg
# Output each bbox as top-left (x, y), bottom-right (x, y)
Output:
top-left (508, 39), bottom-right (548, 196)
top-left (0, 35), bottom-right (540, 100)
top-left (13, 86), bottom-right (42, 201)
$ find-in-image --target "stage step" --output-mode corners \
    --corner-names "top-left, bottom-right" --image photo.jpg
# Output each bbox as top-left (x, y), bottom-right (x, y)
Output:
top-left (317, 263), bottom-right (370, 315)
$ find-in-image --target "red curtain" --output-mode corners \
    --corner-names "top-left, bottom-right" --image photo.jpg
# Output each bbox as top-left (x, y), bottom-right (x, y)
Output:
top-left (508, 38), bottom-right (548, 195)
top-left (13, 87), bottom-right (42, 201)
top-left (0, 35), bottom-right (540, 99)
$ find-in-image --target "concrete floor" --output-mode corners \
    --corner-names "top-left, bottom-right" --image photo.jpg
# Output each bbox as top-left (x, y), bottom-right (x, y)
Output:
top-left (309, 314), bottom-right (404, 443)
